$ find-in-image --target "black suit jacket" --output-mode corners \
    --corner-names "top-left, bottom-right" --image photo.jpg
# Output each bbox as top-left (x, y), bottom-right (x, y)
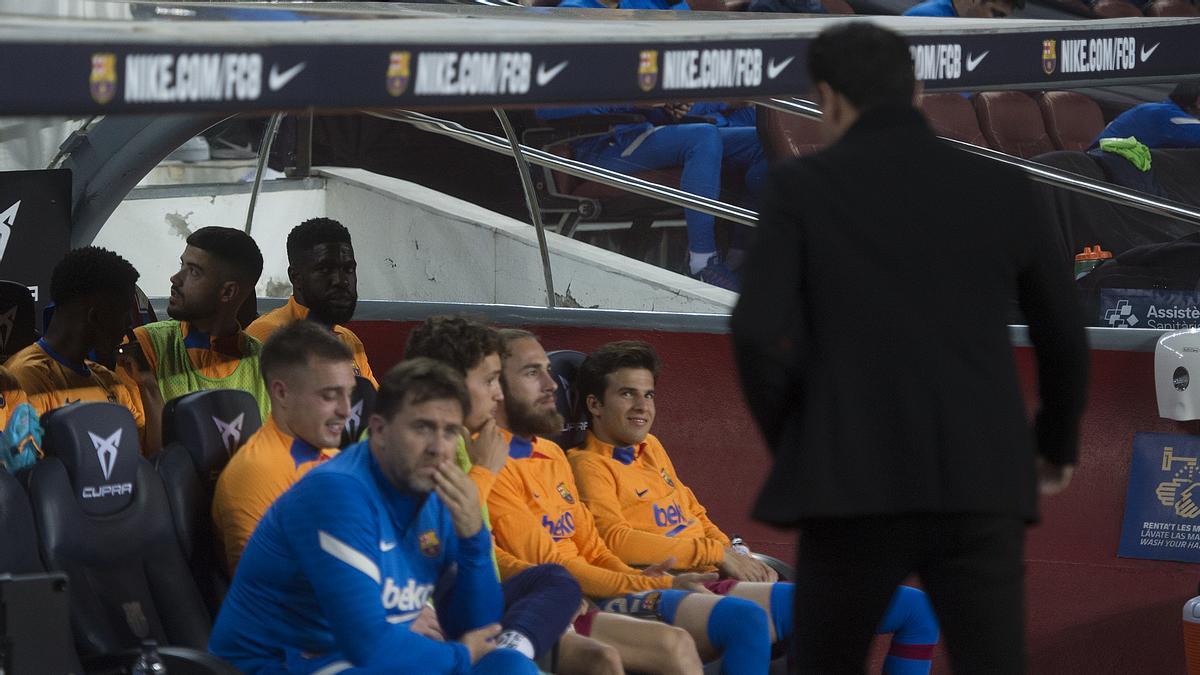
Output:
top-left (732, 105), bottom-right (1088, 525)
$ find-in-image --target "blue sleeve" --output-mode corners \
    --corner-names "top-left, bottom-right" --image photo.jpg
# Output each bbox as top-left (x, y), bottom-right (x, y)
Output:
top-left (282, 475), bottom-right (474, 674)
top-left (1161, 115), bottom-right (1200, 148)
top-left (436, 507), bottom-right (504, 639)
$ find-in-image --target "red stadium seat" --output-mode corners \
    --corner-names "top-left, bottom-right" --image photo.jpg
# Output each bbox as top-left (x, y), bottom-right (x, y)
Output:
top-left (1145, 0), bottom-right (1199, 15)
top-left (918, 93), bottom-right (989, 147)
top-left (975, 91), bottom-right (1056, 159)
top-left (821, 0), bottom-right (856, 13)
top-left (1039, 91), bottom-right (1106, 152)
top-left (756, 106), bottom-right (826, 161)
top-left (1092, 0), bottom-right (1144, 16)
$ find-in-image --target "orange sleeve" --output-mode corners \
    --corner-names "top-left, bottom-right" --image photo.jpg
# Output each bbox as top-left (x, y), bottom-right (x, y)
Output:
top-left (487, 464), bottom-right (670, 598)
top-left (660, 451), bottom-right (731, 550)
top-left (211, 453), bottom-right (294, 575)
top-left (468, 464), bottom-right (498, 504)
top-left (572, 452), bottom-right (724, 570)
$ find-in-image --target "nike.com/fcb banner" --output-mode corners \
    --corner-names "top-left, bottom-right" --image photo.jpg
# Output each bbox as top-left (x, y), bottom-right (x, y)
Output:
top-left (1099, 289), bottom-right (1200, 330)
top-left (0, 170), bottom-right (72, 319)
top-left (0, 19), bottom-right (1197, 113)
top-left (1118, 433), bottom-right (1200, 564)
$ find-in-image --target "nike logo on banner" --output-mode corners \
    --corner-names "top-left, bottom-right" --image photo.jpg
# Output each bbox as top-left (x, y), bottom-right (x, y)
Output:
top-left (636, 488), bottom-right (649, 497)
top-left (536, 61), bottom-right (568, 87)
top-left (380, 541), bottom-right (397, 552)
top-left (268, 62), bottom-right (306, 91)
top-left (1141, 43), bottom-right (1160, 62)
top-left (0, 201), bottom-right (18, 262)
top-left (965, 51), bottom-right (989, 72)
top-left (766, 56), bottom-right (794, 80)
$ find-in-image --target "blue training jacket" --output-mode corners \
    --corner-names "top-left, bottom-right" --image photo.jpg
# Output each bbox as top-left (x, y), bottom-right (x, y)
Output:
top-left (209, 441), bottom-right (502, 674)
top-left (1092, 100), bottom-right (1200, 150)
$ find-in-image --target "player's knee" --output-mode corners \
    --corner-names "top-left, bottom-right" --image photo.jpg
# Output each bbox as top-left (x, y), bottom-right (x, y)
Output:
top-left (708, 596), bottom-right (771, 652)
top-left (660, 624), bottom-right (703, 673)
top-left (576, 638), bottom-right (624, 675)
top-left (683, 124), bottom-right (722, 159)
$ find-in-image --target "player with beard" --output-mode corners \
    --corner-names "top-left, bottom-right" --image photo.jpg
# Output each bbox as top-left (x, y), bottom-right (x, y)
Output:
top-left (212, 320), bottom-right (354, 574)
top-left (248, 218), bottom-right (376, 386)
top-left (124, 226), bottom-right (270, 421)
top-left (405, 315), bottom-right (618, 673)
top-left (486, 329), bottom-right (782, 675)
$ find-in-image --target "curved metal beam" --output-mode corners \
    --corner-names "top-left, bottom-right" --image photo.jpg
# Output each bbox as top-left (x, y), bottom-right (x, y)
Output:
top-left (62, 113), bottom-right (229, 248)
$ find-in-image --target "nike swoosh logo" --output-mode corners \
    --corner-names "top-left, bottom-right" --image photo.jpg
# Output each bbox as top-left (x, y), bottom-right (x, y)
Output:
top-left (268, 62), bottom-right (306, 91)
top-left (1141, 43), bottom-right (1160, 62)
top-left (380, 541), bottom-right (397, 552)
top-left (965, 51), bottom-right (988, 72)
top-left (636, 489), bottom-right (649, 497)
top-left (767, 56), bottom-right (794, 80)
top-left (536, 61), bottom-right (569, 87)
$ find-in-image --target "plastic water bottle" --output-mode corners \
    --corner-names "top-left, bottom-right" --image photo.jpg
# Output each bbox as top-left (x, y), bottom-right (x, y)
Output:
top-left (1073, 244), bottom-right (1112, 280)
top-left (131, 640), bottom-right (167, 675)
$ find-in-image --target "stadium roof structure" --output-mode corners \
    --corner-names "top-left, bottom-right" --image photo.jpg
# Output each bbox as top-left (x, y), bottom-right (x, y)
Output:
top-left (0, 2), bottom-right (1197, 115)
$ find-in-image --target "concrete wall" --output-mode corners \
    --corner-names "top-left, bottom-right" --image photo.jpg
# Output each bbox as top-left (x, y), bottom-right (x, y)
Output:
top-left (96, 167), bottom-right (734, 313)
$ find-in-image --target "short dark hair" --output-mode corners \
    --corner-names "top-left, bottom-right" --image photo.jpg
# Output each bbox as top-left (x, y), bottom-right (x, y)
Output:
top-left (577, 341), bottom-right (661, 410)
top-left (808, 23), bottom-right (915, 111)
top-left (50, 246), bottom-right (139, 306)
top-left (287, 218), bottom-right (352, 266)
top-left (259, 319), bottom-right (354, 382)
top-left (1170, 81), bottom-right (1200, 110)
top-left (186, 226), bottom-right (264, 286)
top-left (405, 315), bottom-right (503, 376)
top-left (375, 357), bottom-right (470, 422)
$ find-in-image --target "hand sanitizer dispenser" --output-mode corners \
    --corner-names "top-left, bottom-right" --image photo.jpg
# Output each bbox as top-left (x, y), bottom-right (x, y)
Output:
top-left (1156, 329), bottom-right (1200, 421)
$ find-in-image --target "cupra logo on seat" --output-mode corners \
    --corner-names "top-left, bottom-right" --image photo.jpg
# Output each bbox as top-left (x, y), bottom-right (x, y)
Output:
top-left (89, 429), bottom-right (122, 480)
top-left (212, 413), bottom-right (245, 453)
top-left (346, 400), bottom-right (364, 433)
top-left (0, 305), bottom-right (17, 348)
top-left (0, 201), bottom-right (19, 261)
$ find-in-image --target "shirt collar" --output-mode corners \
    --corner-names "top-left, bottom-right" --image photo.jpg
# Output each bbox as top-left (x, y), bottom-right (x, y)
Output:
top-left (36, 338), bottom-right (91, 377)
top-left (584, 432), bottom-right (644, 465)
top-left (289, 295), bottom-right (341, 333)
top-left (264, 417), bottom-right (337, 468)
top-left (180, 320), bottom-right (249, 356)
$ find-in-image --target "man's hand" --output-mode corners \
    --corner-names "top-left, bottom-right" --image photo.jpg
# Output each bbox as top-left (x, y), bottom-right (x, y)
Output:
top-left (1036, 457), bottom-right (1075, 496)
top-left (410, 606), bottom-right (445, 641)
top-left (642, 557), bottom-right (677, 577)
top-left (718, 548), bottom-right (777, 583)
top-left (671, 572), bottom-right (718, 593)
top-left (465, 418), bottom-right (507, 474)
top-left (459, 623), bottom-right (502, 664)
top-left (663, 102), bottom-right (692, 121)
top-left (434, 461), bottom-right (485, 538)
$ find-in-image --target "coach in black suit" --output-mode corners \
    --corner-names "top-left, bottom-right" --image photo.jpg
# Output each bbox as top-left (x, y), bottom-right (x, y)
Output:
top-left (732, 23), bottom-right (1088, 674)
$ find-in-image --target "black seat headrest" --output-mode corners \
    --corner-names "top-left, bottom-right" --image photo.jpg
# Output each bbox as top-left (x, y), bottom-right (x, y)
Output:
top-left (547, 350), bottom-right (589, 449)
top-left (41, 402), bottom-right (140, 516)
top-left (0, 466), bottom-right (44, 574)
top-left (0, 280), bottom-right (36, 360)
top-left (341, 376), bottom-right (377, 448)
top-left (163, 389), bottom-right (262, 486)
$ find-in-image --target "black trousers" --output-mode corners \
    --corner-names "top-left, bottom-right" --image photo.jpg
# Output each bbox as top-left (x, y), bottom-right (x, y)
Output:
top-left (793, 514), bottom-right (1026, 674)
